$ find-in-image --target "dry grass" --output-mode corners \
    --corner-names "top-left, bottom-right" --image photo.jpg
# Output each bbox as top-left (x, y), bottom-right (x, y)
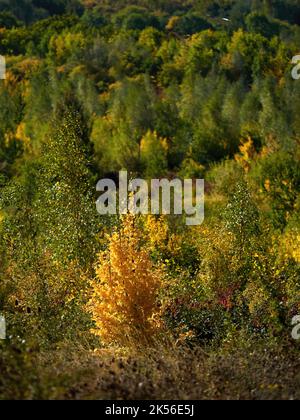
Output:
top-left (2, 336), bottom-right (300, 400)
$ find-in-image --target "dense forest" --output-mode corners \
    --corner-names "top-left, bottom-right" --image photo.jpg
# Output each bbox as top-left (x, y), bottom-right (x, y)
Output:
top-left (0, 0), bottom-right (300, 400)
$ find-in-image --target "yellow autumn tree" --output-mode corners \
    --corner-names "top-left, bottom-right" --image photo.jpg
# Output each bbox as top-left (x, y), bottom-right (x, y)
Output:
top-left (88, 214), bottom-right (162, 347)
top-left (145, 215), bottom-right (169, 251)
top-left (235, 136), bottom-right (256, 172)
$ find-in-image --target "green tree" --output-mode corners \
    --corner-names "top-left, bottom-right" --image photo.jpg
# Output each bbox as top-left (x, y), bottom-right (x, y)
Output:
top-left (34, 104), bottom-right (99, 265)
top-left (140, 130), bottom-right (168, 178)
top-left (246, 12), bottom-right (281, 38)
top-left (0, 103), bottom-right (100, 344)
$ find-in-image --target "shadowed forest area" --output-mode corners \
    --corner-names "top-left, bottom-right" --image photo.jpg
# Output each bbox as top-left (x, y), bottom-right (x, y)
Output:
top-left (0, 0), bottom-right (300, 400)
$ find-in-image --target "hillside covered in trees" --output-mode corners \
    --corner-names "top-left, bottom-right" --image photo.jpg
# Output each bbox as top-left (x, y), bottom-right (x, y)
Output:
top-left (0, 0), bottom-right (300, 400)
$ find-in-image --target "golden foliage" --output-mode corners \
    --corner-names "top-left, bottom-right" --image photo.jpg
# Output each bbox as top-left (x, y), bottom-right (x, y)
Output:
top-left (49, 32), bottom-right (87, 61)
top-left (4, 71), bottom-right (18, 88)
top-left (16, 58), bottom-right (41, 76)
top-left (15, 122), bottom-right (31, 148)
top-left (144, 215), bottom-right (169, 250)
top-left (235, 137), bottom-right (256, 172)
top-left (88, 214), bottom-right (162, 347)
top-left (144, 215), bottom-right (186, 258)
top-left (140, 129), bottom-right (168, 154)
top-left (166, 16), bottom-right (180, 32)
top-left (197, 225), bottom-right (239, 307)
top-left (242, 281), bottom-right (278, 324)
top-left (280, 229), bottom-right (300, 263)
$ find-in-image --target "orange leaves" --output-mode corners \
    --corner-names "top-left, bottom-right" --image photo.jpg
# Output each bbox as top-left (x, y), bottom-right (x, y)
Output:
top-left (15, 122), bottom-right (30, 148)
top-left (166, 16), bottom-right (181, 32)
top-left (88, 214), bottom-right (162, 347)
top-left (235, 136), bottom-right (256, 172)
top-left (145, 215), bottom-right (168, 250)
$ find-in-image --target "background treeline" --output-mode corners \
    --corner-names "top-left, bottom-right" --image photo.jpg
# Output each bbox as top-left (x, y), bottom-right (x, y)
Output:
top-left (0, 0), bottom-right (300, 400)
top-left (1, 0), bottom-right (300, 27)
top-left (1, 0), bottom-right (300, 178)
